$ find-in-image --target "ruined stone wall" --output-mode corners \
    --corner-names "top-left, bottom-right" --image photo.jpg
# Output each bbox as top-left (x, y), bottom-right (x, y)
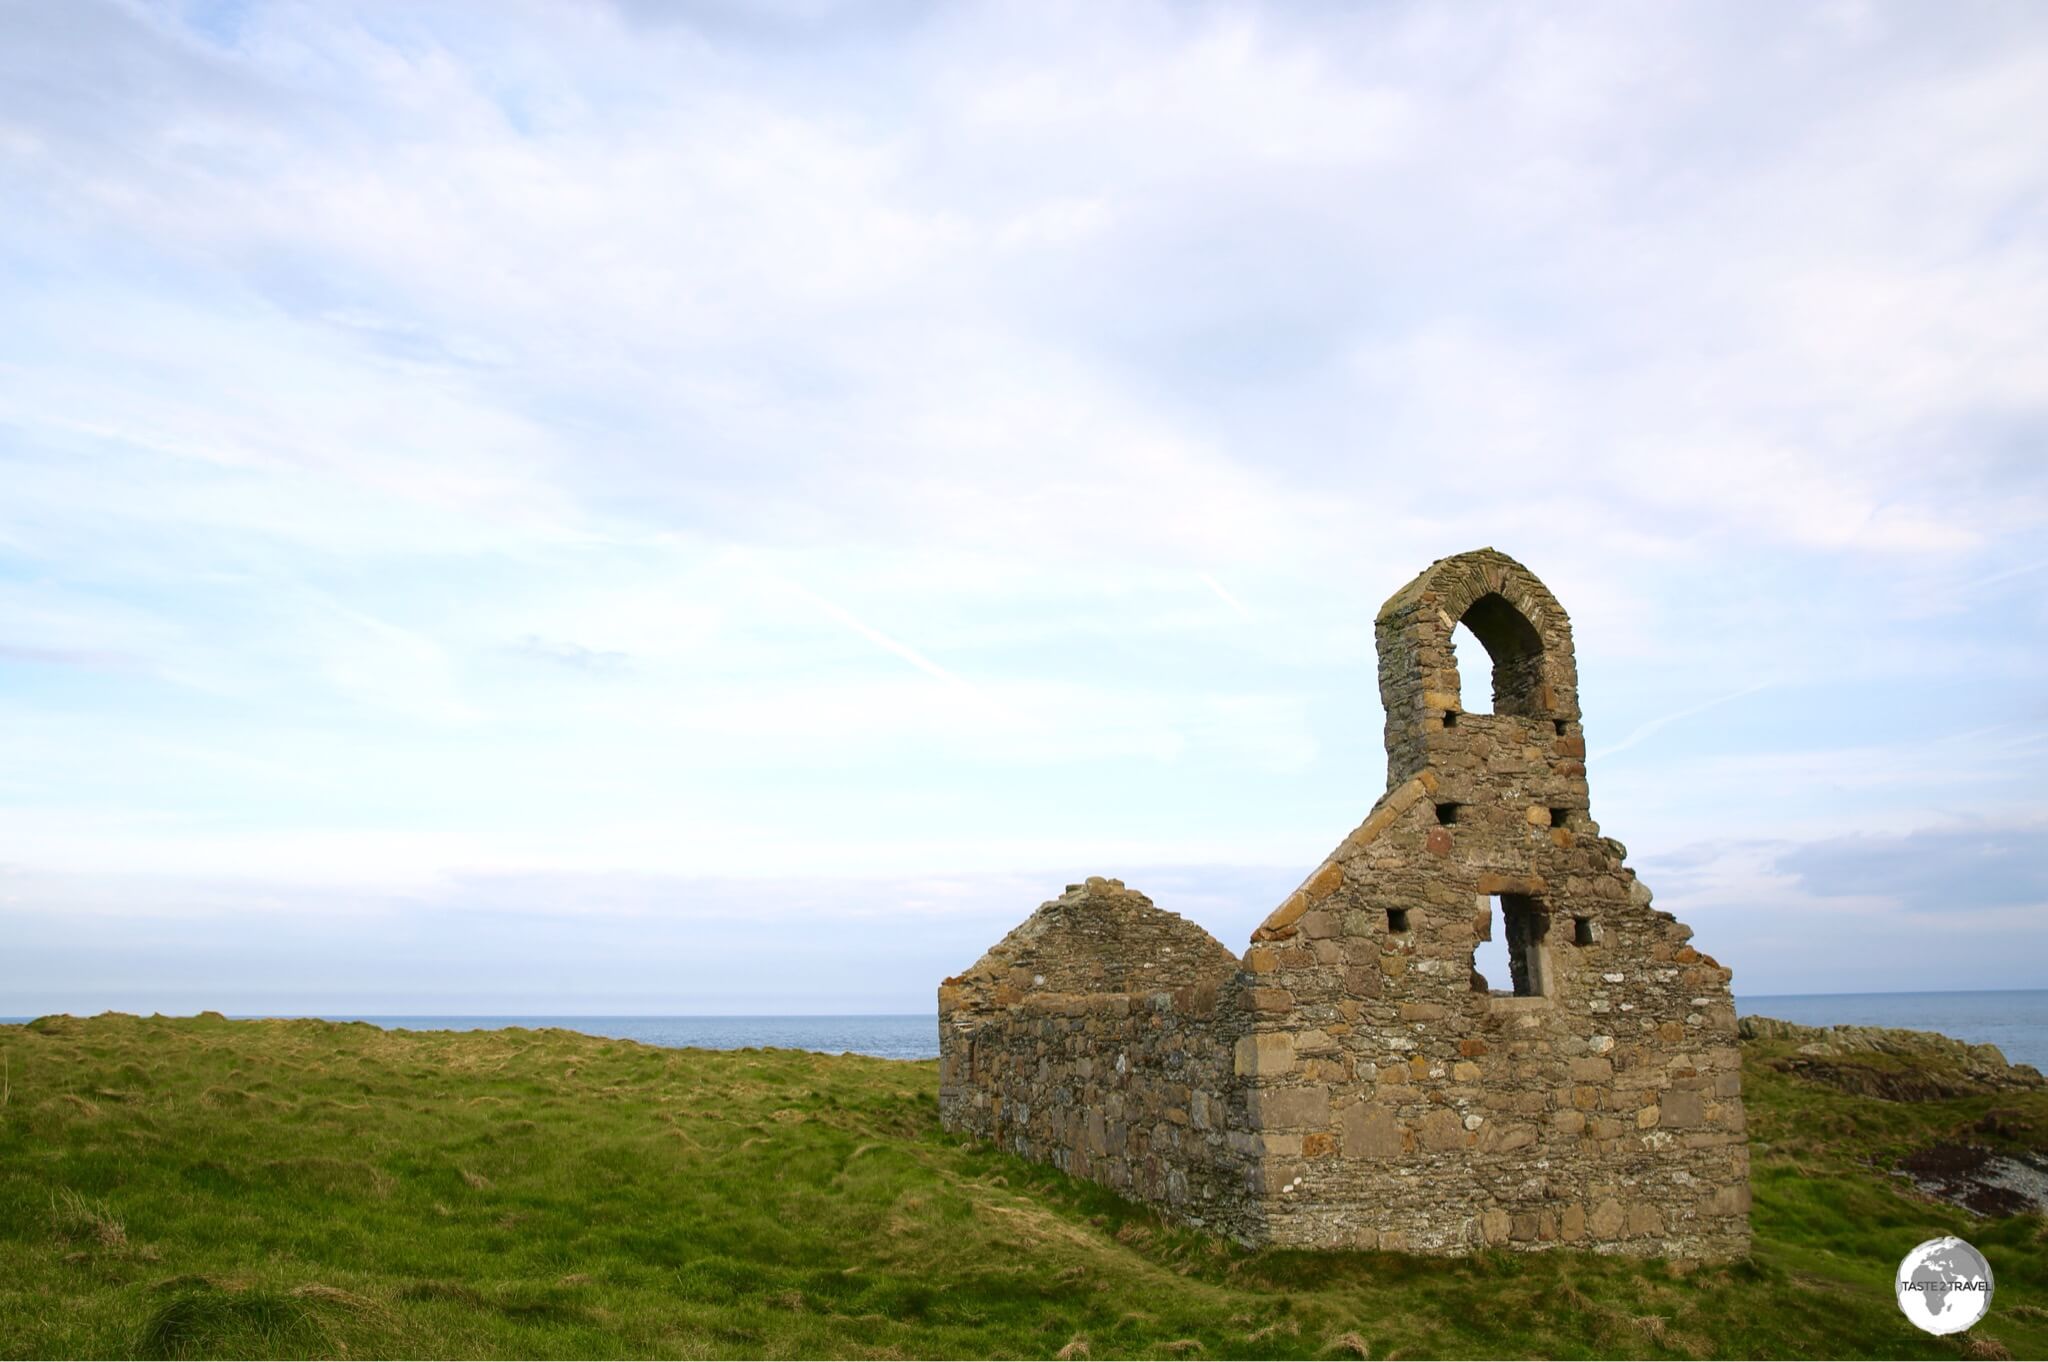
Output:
top-left (937, 550), bottom-right (1752, 1260)
top-left (938, 880), bottom-right (1260, 1238)
top-left (1236, 770), bottom-right (1750, 1255)
top-left (1227, 550), bottom-right (1750, 1257)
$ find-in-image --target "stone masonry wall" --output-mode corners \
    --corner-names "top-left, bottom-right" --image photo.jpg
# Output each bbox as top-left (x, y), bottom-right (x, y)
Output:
top-left (938, 879), bottom-right (1262, 1239)
top-left (938, 550), bottom-right (1751, 1259)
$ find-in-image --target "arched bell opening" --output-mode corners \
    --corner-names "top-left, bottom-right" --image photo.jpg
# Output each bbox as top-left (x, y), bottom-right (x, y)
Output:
top-left (1449, 591), bottom-right (1548, 718)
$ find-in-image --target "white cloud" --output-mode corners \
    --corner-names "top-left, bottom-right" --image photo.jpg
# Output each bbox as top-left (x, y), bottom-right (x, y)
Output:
top-left (1, 0), bottom-right (2046, 1006)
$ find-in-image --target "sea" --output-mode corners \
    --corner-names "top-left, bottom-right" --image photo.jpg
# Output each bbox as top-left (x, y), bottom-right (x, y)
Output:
top-left (307, 1013), bottom-right (944, 1060)
top-left (283, 989), bottom-right (2048, 1069)
top-left (10, 991), bottom-right (2046, 1068)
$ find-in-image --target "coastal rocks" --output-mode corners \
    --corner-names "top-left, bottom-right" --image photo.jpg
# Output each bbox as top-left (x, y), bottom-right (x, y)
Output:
top-left (1740, 1016), bottom-right (2045, 1099)
top-left (1897, 1142), bottom-right (2048, 1218)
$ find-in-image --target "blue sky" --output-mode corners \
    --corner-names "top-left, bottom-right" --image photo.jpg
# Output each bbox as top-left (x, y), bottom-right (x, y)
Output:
top-left (3, 0), bottom-right (2045, 1015)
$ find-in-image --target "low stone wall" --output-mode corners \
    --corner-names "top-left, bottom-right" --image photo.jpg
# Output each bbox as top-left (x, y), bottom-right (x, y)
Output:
top-left (939, 980), bottom-right (1257, 1238)
top-left (939, 880), bottom-right (1259, 1236)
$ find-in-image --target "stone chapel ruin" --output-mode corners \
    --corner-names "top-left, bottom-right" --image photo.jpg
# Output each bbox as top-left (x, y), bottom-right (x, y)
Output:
top-left (938, 548), bottom-right (1750, 1257)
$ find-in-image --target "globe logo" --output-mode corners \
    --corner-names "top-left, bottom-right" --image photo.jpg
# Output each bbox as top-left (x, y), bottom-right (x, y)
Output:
top-left (1895, 1236), bottom-right (1994, 1336)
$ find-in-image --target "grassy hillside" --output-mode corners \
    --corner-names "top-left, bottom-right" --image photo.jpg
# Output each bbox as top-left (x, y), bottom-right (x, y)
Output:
top-left (0, 1014), bottom-right (2042, 1360)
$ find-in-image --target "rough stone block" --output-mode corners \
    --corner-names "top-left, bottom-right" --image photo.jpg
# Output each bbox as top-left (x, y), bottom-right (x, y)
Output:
top-left (1659, 1090), bottom-right (1705, 1129)
top-left (1247, 1085), bottom-right (1330, 1130)
top-left (1235, 1032), bottom-right (1295, 1077)
top-left (1418, 1107), bottom-right (1468, 1151)
top-left (1342, 1102), bottom-right (1404, 1158)
top-left (1708, 1183), bottom-right (1751, 1216)
top-left (1294, 1028), bottom-right (1337, 1055)
top-left (1253, 892), bottom-right (1308, 942)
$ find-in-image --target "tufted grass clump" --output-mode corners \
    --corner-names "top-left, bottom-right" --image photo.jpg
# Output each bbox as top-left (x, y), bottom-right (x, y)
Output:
top-left (136, 1286), bottom-right (329, 1360)
top-left (0, 1012), bottom-right (2042, 1359)
top-left (50, 1188), bottom-right (127, 1249)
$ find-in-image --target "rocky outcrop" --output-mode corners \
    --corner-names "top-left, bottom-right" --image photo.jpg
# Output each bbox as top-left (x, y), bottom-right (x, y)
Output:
top-left (1898, 1139), bottom-right (2048, 1217)
top-left (1739, 1016), bottom-right (2045, 1099)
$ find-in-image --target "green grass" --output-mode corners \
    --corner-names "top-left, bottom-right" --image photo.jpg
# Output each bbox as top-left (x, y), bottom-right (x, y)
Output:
top-left (0, 1014), bottom-right (2041, 1359)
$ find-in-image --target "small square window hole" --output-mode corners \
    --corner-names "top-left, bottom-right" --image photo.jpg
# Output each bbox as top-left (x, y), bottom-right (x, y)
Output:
top-left (1436, 802), bottom-right (1461, 825)
top-left (1387, 908), bottom-right (1411, 933)
top-left (1573, 916), bottom-right (1596, 947)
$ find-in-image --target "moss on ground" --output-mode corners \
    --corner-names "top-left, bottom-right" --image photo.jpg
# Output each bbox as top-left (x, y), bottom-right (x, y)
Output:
top-left (0, 1013), bottom-right (2041, 1359)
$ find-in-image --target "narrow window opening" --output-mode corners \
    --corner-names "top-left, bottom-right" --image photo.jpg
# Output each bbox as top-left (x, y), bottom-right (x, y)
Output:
top-left (1554, 719), bottom-right (1569, 735)
top-left (1386, 907), bottom-right (1410, 934)
top-left (1471, 899), bottom-right (1505, 991)
top-left (1573, 916), bottom-right (1597, 947)
top-left (1549, 807), bottom-right (1571, 829)
top-left (1436, 802), bottom-right (1461, 825)
top-left (1441, 710), bottom-right (1458, 728)
top-left (1470, 894), bottom-right (1550, 996)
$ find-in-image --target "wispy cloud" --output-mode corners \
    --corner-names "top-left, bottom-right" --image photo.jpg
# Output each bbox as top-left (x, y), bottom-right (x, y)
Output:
top-left (1589, 681), bottom-right (1777, 762)
top-left (1198, 573), bottom-right (1251, 618)
top-left (509, 634), bottom-right (633, 675)
top-left (779, 579), bottom-right (984, 698)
